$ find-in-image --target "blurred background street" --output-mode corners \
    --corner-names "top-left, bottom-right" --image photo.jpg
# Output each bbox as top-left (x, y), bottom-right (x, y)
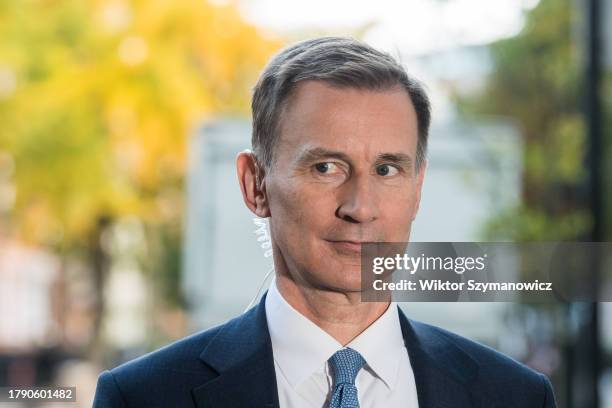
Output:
top-left (0, 0), bottom-right (610, 406)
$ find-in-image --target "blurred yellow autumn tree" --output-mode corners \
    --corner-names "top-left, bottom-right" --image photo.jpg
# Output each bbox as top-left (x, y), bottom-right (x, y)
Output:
top-left (0, 0), bottom-right (279, 342)
top-left (0, 0), bottom-right (277, 242)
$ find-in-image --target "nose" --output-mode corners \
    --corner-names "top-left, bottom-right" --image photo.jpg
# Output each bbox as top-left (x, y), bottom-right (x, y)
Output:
top-left (336, 175), bottom-right (380, 224)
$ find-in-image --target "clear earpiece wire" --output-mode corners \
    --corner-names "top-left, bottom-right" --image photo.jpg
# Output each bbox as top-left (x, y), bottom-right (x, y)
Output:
top-left (243, 267), bottom-right (275, 313)
top-left (244, 217), bottom-right (274, 312)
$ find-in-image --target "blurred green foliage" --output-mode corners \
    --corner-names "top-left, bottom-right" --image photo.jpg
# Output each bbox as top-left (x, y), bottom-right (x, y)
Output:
top-left (456, 0), bottom-right (611, 241)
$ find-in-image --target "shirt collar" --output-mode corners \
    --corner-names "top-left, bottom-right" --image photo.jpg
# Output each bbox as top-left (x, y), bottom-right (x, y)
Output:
top-left (345, 295), bottom-right (405, 390)
top-left (264, 277), bottom-right (405, 390)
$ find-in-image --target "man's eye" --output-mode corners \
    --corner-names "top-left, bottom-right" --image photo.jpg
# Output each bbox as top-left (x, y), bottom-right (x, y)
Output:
top-left (376, 164), bottom-right (399, 176)
top-left (314, 162), bottom-right (339, 174)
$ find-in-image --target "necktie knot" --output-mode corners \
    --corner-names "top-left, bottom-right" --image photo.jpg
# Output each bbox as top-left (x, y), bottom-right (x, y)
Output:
top-left (328, 348), bottom-right (366, 386)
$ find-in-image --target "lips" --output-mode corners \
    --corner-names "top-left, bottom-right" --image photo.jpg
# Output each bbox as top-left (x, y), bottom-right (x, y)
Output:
top-left (326, 240), bottom-right (363, 253)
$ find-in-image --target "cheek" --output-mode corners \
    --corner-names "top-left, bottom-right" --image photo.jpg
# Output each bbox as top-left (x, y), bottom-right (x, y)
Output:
top-left (268, 180), bottom-right (328, 239)
top-left (269, 182), bottom-right (301, 230)
top-left (380, 185), bottom-right (418, 235)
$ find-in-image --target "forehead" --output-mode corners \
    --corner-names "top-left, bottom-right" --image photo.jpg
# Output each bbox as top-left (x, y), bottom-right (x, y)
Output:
top-left (277, 80), bottom-right (419, 159)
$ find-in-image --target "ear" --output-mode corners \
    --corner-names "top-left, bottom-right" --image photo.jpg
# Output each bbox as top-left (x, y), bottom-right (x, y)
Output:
top-left (411, 159), bottom-right (427, 221)
top-left (236, 150), bottom-right (271, 217)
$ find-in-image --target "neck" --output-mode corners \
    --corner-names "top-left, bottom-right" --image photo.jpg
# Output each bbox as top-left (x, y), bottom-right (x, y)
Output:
top-left (274, 273), bottom-right (390, 346)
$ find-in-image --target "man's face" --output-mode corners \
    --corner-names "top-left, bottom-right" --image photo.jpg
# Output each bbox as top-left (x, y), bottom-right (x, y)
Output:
top-left (265, 80), bottom-right (426, 292)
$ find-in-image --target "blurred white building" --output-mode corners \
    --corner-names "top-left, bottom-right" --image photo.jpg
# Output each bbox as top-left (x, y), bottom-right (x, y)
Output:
top-left (0, 241), bottom-right (61, 351)
top-left (182, 119), bottom-right (274, 329)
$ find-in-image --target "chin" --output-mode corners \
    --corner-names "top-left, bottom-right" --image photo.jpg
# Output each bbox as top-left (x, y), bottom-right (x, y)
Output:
top-left (317, 267), bottom-right (363, 293)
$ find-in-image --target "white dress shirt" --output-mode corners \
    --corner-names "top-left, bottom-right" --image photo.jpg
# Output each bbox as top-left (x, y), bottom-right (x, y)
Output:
top-left (265, 277), bottom-right (419, 408)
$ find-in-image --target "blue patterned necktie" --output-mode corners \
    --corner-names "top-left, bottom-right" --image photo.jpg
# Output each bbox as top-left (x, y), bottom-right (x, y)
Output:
top-left (327, 348), bottom-right (366, 408)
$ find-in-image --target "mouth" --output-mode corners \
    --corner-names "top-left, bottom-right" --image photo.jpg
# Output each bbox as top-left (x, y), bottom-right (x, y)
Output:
top-left (325, 240), bottom-right (363, 253)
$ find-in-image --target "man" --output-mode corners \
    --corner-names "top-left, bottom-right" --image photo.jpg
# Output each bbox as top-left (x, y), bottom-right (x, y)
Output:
top-left (94, 37), bottom-right (557, 407)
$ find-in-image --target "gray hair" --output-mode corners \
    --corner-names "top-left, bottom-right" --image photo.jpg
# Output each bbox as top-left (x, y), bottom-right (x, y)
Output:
top-left (251, 36), bottom-right (431, 173)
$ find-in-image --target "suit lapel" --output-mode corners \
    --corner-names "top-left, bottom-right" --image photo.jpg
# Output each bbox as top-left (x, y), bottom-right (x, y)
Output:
top-left (398, 307), bottom-right (498, 408)
top-left (192, 292), bottom-right (280, 408)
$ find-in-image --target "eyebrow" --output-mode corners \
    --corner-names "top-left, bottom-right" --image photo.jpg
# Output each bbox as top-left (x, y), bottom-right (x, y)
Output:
top-left (376, 153), bottom-right (413, 168)
top-left (295, 147), bottom-right (413, 168)
top-left (296, 147), bottom-right (352, 166)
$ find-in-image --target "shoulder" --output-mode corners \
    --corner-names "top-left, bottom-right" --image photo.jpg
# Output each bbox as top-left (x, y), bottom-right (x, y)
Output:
top-left (409, 319), bottom-right (556, 407)
top-left (114, 321), bottom-right (225, 376)
top-left (92, 317), bottom-right (235, 407)
top-left (412, 319), bottom-right (536, 376)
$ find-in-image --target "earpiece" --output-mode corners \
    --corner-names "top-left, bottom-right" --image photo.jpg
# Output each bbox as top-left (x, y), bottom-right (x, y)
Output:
top-left (244, 217), bottom-right (275, 312)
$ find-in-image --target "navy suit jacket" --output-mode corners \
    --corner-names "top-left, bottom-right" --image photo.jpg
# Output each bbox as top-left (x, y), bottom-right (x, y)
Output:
top-left (93, 291), bottom-right (557, 407)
